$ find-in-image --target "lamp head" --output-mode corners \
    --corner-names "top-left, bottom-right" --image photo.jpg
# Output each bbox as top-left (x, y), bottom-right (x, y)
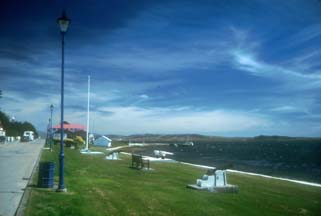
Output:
top-left (57, 10), bottom-right (70, 33)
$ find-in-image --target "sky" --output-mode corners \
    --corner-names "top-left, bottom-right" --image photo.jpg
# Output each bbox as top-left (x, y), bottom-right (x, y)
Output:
top-left (1, 0), bottom-right (321, 136)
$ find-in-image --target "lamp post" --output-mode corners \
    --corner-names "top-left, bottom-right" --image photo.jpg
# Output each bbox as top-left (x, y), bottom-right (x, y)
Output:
top-left (57, 10), bottom-right (70, 192)
top-left (50, 104), bottom-right (54, 151)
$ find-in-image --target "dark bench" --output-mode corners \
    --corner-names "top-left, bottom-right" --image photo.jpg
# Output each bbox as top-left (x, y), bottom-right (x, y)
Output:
top-left (131, 154), bottom-right (150, 170)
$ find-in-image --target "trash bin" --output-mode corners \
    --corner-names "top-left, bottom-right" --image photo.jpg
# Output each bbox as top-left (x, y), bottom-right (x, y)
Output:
top-left (38, 162), bottom-right (54, 188)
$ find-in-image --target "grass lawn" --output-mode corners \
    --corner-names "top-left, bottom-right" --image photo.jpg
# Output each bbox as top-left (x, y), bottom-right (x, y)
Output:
top-left (24, 145), bottom-right (321, 216)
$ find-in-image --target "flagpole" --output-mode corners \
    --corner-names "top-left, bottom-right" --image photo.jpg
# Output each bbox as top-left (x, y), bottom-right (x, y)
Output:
top-left (86, 75), bottom-right (90, 150)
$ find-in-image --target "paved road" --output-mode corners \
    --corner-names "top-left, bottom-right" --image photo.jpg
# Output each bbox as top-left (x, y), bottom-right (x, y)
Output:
top-left (0, 139), bottom-right (44, 216)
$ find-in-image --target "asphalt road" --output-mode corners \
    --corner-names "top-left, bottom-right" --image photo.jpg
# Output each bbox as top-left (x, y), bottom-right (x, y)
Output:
top-left (0, 139), bottom-right (44, 216)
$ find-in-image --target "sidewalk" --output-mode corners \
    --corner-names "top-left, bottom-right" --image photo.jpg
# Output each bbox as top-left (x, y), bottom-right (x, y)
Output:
top-left (0, 139), bottom-right (44, 216)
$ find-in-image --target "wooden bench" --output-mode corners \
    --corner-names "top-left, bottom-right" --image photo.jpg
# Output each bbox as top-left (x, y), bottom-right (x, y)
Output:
top-left (131, 154), bottom-right (150, 170)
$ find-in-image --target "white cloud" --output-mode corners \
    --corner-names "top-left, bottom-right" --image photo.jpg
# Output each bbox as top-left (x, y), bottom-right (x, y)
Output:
top-left (139, 94), bottom-right (149, 99)
top-left (227, 25), bottom-right (321, 91)
top-left (87, 106), bottom-right (271, 135)
top-left (2, 23), bottom-right (321, 137)
top-left (233, 50), bottom-right (321, 90)
top-left (270, 106), bottom-right (301, 113)
top-left (1, 91), bottom-right (60, 131)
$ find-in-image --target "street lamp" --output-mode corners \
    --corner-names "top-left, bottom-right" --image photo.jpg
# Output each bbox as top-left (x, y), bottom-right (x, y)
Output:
top-left (50, 104), bottom-right (54, 151)
top-left (57, 10), bottom-right (70, 192)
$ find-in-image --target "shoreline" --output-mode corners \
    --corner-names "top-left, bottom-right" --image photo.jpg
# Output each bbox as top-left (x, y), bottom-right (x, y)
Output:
top-left (226, 169), bottom-right (321, 188)
top-left (180, 162), bottom-right (321, 188)
top-left (121, 152), bottom-right (321, 188)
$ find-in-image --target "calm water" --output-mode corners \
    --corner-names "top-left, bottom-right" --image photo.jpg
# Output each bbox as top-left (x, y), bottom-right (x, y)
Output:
top-left (134, 141), bottom-right (321, 183)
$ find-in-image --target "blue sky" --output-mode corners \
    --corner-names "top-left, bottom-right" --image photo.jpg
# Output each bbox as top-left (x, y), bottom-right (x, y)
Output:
top-left (1, 0), bottom-right (321, 136)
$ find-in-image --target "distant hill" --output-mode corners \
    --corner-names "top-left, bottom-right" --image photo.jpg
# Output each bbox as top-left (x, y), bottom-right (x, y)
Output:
top-left (105, 133), bottom-right (321, 143)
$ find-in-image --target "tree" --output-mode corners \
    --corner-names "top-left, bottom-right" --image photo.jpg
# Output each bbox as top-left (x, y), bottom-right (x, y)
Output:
top-left (0, 111), bottom-right (10, 130)
top-left (0, 111), bottom-right (38, 137)
top-left (0, 90), bottom-right (2, 110)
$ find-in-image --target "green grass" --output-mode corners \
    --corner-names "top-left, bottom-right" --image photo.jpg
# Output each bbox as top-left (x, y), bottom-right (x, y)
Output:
top-left (25, 145), bottom-right (321, 216)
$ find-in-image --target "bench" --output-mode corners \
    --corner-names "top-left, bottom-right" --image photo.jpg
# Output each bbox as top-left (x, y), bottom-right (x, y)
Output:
top-left (131, 154), bottom-right (150, 170)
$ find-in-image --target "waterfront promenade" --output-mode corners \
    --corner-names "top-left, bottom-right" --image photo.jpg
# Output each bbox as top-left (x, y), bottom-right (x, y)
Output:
top-left (0, 139), bottom-right (44, 216)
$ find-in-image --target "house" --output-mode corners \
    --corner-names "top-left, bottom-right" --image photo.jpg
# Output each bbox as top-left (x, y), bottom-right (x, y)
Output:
top-left (93, 136), bottom-right (112, 147)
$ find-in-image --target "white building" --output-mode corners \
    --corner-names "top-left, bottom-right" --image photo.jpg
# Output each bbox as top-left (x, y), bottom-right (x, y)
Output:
top-left (93, 136), bottom-right (112, 148)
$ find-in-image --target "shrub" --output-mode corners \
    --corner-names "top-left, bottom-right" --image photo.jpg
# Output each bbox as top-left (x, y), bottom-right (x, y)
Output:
top-left (73, 136), bottom-right (84, 149)
top-left (64, 138), bottom-right (75, 148)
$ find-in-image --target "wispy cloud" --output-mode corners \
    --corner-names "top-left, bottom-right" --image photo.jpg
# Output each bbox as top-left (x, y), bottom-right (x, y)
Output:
top-left (229, 22), bottom-right (321, 92)
top-left (78, 39), bottom-right (230, 74)
top-left (1, 1), bottom-right (321, 137)
top-left (233, 50), bottom-right (321, 90)
top-left (288, 23), bottom-right (321, 46)
top-left (85, 106), bottom-right (271, 135)
top-left (270, 106), bottom-right (307, 114)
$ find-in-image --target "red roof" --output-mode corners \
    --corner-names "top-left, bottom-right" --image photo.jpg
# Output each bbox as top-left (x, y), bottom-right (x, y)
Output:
top-left (53, 124), bottom-right (86, 130)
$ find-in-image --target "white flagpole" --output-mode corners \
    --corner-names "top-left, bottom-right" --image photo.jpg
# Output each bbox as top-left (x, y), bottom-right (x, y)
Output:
top-left (85, 75), bottom-right (90, 150)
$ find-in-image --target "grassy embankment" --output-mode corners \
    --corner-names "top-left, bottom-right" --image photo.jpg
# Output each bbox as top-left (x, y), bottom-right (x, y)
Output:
top-left (24, 144), bottom-right (321, 216)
